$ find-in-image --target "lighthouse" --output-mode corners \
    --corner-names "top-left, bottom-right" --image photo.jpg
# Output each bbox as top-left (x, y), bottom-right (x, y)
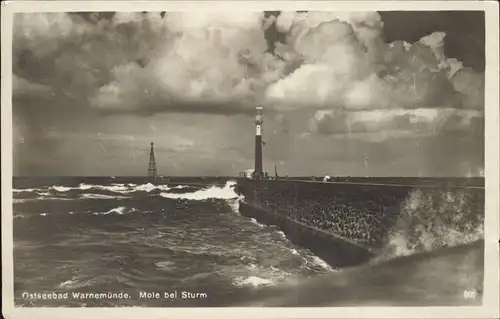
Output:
top-left (254, 106), bottom-right (264, 180)
top-left (148, 142), bottom-right (158, 179)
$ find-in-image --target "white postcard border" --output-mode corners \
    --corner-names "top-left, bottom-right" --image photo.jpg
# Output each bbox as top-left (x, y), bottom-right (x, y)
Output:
top-left (1, 1), bottom-right (499, 318)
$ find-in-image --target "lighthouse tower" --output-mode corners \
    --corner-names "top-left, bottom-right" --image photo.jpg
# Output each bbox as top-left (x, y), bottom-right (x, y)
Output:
top-left (148, 142), bottom-right (158, 179)
top-left (254, 106), bottom-right (264, 180)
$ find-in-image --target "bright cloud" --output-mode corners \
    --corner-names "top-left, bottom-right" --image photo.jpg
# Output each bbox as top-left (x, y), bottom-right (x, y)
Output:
top-left (12, 11), bottom-right (485, 176)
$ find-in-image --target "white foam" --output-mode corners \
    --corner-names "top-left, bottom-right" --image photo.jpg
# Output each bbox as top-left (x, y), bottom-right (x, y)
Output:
top-left (54, 183), bottom-right (136, 193)
top-left (13, 197), bottom-right (72, 203)
top-left (52, 186), bottom-right (72, 192)
top-left (310, 256), bottom-right (333, 271)
top-left (59, 280), bottom-right (75, 288)
top-left (23, 183), bottom-right (189, 197)
top-left (13, 188), bottom-right (38, 193)
top-left (228, 195), bottom-right (245, 215)
top-left (81, 194), bottom-right (127, 200)
top-left (49, 184), bottom-right (91, 192)
top-left (276, 231), bottom-right (286, 239)
top-left (93, 206), bottom-right (127, 215)
top-left (135, 183), bottom-right (170, 192)
top-left (173, 185), bottom-right (189, 189)
top-left (155, 261), bottom-right (175, 269)
top-left (233, 276), bottom-right (274, 288)
top-left (13, 198), bottom-right (33, 203)
top-left (159, 180), bottom-right (239, 201)
top-left (56, 183), bottom-right (176, 193)
top-left (81, 183), bottom-right (133, 193)
top-left (247, 263), bottom-right (258, 270)
top-left (106, 184), bottom-right (133, 192)
top-left (250, 218), bottom-right (265, 228)
top-left (57, 278), bottom-right (94, 289)
top-left (39, 213), bottom-right (47, 216)
top-left (78, 183), bottom-right (94, 190)
top-left (377, 188), bottom-right (485, 261)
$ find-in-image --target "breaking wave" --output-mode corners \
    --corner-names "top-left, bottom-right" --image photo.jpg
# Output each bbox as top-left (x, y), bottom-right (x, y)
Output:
top-left (377, 188), bottom-right (484, 261)
top-left (50, 183), bottom-right (172, 193)
top-left (159, 180), bottom-right (240, 201)
top-left (13, 182), bottom-right (231, 202)
top-left (52, 186), bottom-right (72, 192)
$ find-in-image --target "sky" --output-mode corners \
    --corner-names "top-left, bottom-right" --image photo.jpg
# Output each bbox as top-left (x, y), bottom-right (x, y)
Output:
top-left (12, 11), bottom-right (485, 177)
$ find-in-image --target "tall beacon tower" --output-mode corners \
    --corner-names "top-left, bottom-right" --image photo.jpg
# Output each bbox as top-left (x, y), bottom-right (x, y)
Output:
top-left (148, 142), bottom-right (158, 179)
top-left (254, 106), bottom-right (264, 180)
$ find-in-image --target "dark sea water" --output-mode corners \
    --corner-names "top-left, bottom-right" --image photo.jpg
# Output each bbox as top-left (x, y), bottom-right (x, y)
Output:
top-left (13, 177), bottom-right (334, 307)
top-left (12, 177), bottom-right (485, 307)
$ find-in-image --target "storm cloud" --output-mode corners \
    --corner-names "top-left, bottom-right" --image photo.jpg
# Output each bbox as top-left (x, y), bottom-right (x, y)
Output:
top-left (11, 11), bottom-right (485, 176)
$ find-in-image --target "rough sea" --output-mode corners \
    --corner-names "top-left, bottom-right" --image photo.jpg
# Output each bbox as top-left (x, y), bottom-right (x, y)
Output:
top-left (12, 177), bottom-right (485, 307)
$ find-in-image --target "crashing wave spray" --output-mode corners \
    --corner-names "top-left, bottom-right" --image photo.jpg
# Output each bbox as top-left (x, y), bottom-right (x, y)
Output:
top-left (377, 187), bottom-right (484, 261)
top-left (159, 180), bottom-right (244, 202)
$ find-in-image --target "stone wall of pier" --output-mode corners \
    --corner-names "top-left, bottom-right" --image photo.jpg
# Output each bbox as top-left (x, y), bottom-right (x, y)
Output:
top-left (235, 179), bottom-right (484, 266)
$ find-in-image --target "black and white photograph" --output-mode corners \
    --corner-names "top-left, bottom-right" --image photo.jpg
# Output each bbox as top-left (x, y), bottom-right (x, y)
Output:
top-left (2, 1), bottom-right (499, 318)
